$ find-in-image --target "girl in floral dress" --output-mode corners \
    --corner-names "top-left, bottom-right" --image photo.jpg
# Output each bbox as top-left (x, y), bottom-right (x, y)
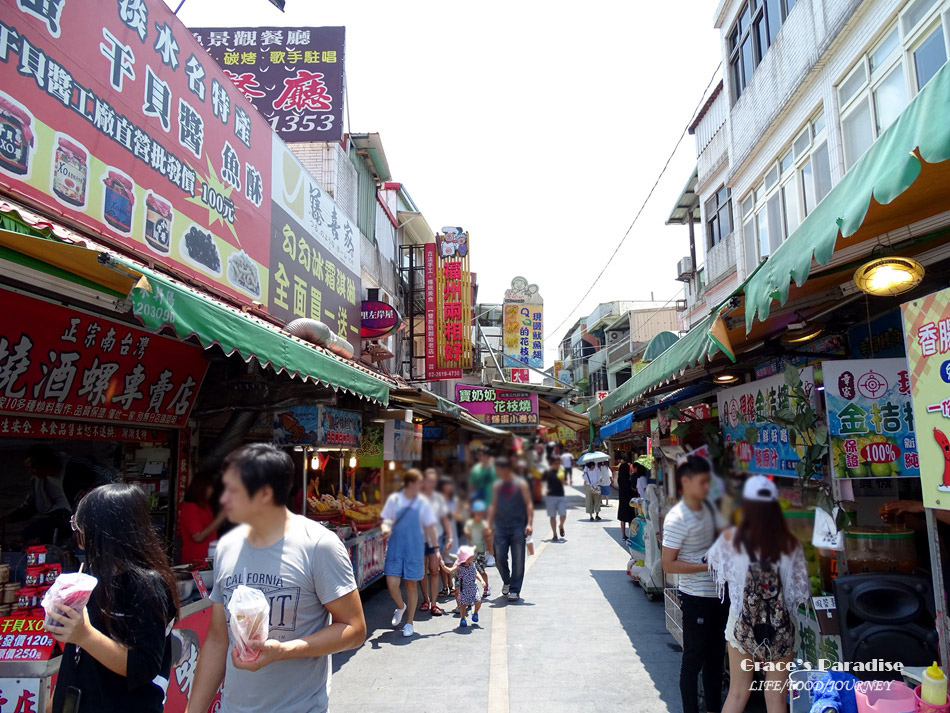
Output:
top-left (441, 546), bottom-right (482, 627)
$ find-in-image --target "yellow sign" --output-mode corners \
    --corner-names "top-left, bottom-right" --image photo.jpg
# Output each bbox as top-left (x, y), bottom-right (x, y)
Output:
top-left (901, 287), bottom-right (950, 510)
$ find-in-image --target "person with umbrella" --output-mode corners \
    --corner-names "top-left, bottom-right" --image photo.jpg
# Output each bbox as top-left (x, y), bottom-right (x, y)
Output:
top-left (578, 452), bottom-right (609, 522)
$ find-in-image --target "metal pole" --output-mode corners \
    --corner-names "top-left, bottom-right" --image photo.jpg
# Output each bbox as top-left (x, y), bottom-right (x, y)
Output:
top-left (925, 508), bottom-right (950, 668)
top-left (339, 456), bottom-right (344, 497)
top-left (687, 207), bottom-right (697, 294)
top-left (302, 451), bottom-right (308, 517)
top-left (173, 0), bottom-right (187, 14)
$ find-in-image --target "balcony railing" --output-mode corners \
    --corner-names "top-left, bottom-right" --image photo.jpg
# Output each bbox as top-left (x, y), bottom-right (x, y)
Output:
top-left (705, 230), bottom-right (738, 286)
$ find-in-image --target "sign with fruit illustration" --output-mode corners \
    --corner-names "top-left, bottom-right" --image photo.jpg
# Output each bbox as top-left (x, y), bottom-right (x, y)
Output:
top-left (823, 359), bottom-right (918, 479)
top-left (717, 368), bottom-right (817, 479)
top-left (901, 288), bottom-right (950, 509)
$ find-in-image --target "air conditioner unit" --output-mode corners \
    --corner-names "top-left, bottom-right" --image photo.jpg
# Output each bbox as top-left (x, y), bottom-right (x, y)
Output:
top-left (675, 299), bottom-right (688, 312)
top-left (676, 256), bottom-right (694, 282)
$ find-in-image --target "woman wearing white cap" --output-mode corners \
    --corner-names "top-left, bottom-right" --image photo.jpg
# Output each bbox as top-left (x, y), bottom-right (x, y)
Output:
top-left (707, 475), bottom-right (810, 713)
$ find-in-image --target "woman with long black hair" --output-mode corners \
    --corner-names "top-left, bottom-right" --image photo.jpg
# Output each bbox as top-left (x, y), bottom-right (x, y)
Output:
top-left (47, 483), bottom-right (180, 713)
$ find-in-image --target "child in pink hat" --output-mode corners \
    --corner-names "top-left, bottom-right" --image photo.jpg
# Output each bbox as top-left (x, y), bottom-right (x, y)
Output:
top-left (440, 545), bottom-right (482, 627)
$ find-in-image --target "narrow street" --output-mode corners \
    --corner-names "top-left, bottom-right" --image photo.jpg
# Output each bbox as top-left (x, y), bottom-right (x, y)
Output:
top-left (330, 478), bottom-right (682, 713)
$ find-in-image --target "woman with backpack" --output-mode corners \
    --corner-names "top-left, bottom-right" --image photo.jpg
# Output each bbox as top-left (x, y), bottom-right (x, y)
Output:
top-left (707, 475), bottom-right (811, 713)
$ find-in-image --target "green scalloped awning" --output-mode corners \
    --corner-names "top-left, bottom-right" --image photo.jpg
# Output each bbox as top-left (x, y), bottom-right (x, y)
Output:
top-left (121, 259), bottom-right (391, 404)
top-left (744, 61), bottom-right (950, 331)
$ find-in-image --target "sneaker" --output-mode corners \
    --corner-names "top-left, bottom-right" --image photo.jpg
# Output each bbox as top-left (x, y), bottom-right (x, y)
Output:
top-left (502, 584), bottom-right (510, 596)
top-left (485, 555), bottom-right (496, 567)
top-left (560, 525), bottom-right (565, 538)
top-left (507, 592), bottom-right (519, 602)
top-left (391, 606), bottom-right (406, 627)
top-left (473, 612), bottom-right (479, 623)
top-left (402, 623), bottom-right (414, 638)
top-left (460, 618), bottom-right (468, 628)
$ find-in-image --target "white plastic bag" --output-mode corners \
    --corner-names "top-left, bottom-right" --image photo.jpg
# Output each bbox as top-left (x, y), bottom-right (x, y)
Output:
top-left (42, 573), bottom-right (98, 629)
top-left (227, 584), bottom-right (269, 663)
top-left (812, 505), bottom-right (845, 551)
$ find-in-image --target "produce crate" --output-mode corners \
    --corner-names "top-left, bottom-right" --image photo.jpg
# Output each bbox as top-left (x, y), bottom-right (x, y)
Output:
top-left (665, 587), bottom-right (683, 647)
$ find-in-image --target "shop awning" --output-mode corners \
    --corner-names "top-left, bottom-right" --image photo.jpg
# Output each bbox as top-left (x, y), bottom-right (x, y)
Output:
top-left (599, 412), bottom-right (634, 440)
top-left (538, 398), bottom-right (590, 432)
top-left (0, 216), bottom-right (393, 404)
top-left (743, 61), bottom-right (950, 331)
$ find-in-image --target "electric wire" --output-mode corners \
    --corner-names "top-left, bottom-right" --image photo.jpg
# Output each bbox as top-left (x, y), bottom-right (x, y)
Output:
top-left (545, 61), bottom-right (723, 342)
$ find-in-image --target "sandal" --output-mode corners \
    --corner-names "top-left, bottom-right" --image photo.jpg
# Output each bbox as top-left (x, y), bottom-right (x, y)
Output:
top-left (431, 605), bottom-right (445, 616)
top-left (438, 587), bottom-right (449, 598)
top-left (420, 600), bottom-right (430, 611)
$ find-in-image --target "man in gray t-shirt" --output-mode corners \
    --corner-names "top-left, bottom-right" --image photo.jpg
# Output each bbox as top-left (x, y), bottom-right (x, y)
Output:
top-left (186, 445), bottom-right (365, 713)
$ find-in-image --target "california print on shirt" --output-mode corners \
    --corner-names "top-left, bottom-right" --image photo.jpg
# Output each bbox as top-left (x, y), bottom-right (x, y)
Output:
top-left (219, 571), bottom-right (301, 633)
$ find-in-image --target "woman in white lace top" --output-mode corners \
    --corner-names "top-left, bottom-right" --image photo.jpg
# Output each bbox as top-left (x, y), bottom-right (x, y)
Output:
top-left (707, 475), bottom-right (810, 713)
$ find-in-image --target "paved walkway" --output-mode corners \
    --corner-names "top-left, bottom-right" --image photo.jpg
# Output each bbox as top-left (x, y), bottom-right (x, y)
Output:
top-left (330, 478), bottom-right (684, 713)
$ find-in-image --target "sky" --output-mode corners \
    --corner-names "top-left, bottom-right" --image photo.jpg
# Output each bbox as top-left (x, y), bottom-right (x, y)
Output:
top-left (172, 0), bottom-right (723, 361)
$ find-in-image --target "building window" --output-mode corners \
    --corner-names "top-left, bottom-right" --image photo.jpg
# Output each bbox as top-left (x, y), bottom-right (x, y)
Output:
top-left (729, 0), bottom-right (797, 101)
top-left (741, 112), bottom-right (830, 271)
top-left (838, 7), bottom-right (949, 169)
top-left (705, 186), bottom-right (733, 249)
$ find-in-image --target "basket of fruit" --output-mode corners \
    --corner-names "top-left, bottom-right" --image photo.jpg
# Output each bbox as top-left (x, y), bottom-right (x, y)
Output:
top-left (308, 495), bottom-right (344, 521)
top-left (345, 503), bottom-right (382, 531)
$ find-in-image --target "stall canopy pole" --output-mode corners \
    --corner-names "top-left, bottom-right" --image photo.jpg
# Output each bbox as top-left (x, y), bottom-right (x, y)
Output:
top-left (925, 508), bottom-right (950, 668)
top-left (302, 453), bottom-right (308, 517)
top-left (339, 457), bottom-right (343, 498)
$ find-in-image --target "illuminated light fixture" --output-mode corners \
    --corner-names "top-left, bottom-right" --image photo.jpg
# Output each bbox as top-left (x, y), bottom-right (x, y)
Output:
top-left (310, 456), bottom-right (320, 470)
top-left (853, 256), bottom-right (924, 297)
top-left (388, 461), bottom-right (396, 471)
top-left (783, 324), bottom-right (824, 345)
top-left (714, 373), bottom-right (738, 384)
top-left (349, 456), bottom-right (358, 469)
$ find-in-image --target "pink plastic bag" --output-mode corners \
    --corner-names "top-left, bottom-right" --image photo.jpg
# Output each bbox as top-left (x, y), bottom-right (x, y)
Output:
top-left (227, 584), bottom-right (269, 663)
top-left (41, 572), bottom-right (98, 628)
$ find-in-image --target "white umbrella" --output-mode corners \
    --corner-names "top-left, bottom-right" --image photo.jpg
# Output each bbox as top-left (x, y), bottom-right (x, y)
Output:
top-left (577, 451), bottom-right (610, 465)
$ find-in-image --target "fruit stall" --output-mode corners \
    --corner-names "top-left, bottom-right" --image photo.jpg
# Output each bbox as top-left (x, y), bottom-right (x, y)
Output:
top-left (308, 492), bottom-right (387, 591)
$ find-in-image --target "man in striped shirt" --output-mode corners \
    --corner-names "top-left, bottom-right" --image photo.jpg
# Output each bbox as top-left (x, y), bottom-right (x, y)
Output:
top-left (662, 455), bottom-right (728, 713)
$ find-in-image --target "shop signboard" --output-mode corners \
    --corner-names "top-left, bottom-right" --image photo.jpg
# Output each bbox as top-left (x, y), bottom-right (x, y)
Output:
top-left (356, 530), bottom-right (386, 589)
top-left (318, 406), bottom-right (361, 447)
top-left (901, 287), bottom-right (950, 509)
top-left (455, 385), bottom-right (539, 427)
top-left (190, 27), bottom-right (345, 142)
top-left (384, 420), bottom-right (422, 461)
top-left (167, 604), bottom-right (223, 712)
top-left (502, 275), bottom-right (543, 370)
top-left (356, 423), bottom-right (383, 468)
top-left (823, 359), bottom-right (918, 479)
top-left (0, 290), bottom-right (207, 428)
top-left (273, 405), bottom-right (319, 444)
top-left (0, 615), bottom-right (56, 661)
top-left (0, 677), bottom-right (46, 713)
top-left (0, 418), bottom-right (169, 443)
top-left (424, 231), bottom-right (472, 380)
top-left (0, 0), bottom-right (274, 307)
top-left (847, 310), bottom-right (906, 359)
top-left (717, 368), bottom-right (817, 479)
top-left (360, 301), bottom-right (401, 339)
top-left (509, 368), bottom-right (529, 383)
top-left (422, 426), bottom-right (445, 440)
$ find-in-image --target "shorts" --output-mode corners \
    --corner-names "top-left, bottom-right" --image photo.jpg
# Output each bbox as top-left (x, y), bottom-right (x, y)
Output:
top-left (384, 550), bottom-right (424, 582)
top-left (600, 485), bottom-right (610, 496)
top-left (424, 544), bottom-right (438, 557)
top-left (474, 552), bottom-right (487, 575)
top-left (546, 496), bottom-right (567, 517)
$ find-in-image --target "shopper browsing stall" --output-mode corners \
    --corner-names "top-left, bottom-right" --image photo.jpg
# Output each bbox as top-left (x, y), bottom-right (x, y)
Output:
top-left (707, 475), bottom-right (810, 713)
top-left (661, 455), bottom-right (728, 713)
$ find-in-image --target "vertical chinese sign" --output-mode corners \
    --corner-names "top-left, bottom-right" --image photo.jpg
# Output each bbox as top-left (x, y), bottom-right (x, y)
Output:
top-left (717, 369), bottom-right (817, 478)
top-left (901, 287), bottom-right (950, 510)
top-left (0, 0), bottom-right (273, 307)
top-left (424, 230), bottom-right (472, 381)
top-left (270, 138), bottom-right (360, 348)
top-left (190, 27), bottom-right (344, 143)
top-left (823, 359), bottom-right (918, 479)
top-left (502, 276), bottom-right (543, 370)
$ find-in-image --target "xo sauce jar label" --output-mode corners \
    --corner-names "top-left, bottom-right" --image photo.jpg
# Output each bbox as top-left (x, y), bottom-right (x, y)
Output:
top-left (102, 169), bottom-right (134, 233)
top-left (53, 137), bottom-right (88, 208)
top-left (145, 192), bottom-right (173, 254)
top-left (0, 96), bottom-right (33, 176)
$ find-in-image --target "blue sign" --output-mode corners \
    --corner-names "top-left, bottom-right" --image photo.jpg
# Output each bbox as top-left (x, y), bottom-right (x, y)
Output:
top-left (847, 310), bottom-right (906, 359)
top-left (423, 426), bottom-right (445, 440)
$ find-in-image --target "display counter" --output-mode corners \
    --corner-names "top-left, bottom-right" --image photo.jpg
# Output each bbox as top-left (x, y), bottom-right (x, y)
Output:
top-left (344, 527), bottom-right (387, 591)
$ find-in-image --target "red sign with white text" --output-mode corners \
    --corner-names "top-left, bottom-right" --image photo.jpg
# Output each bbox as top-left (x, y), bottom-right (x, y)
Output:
top-left (0, 290), bottom-right (208, 427)
top-left (0, 0), bottom-right (273, 307)
top-left (0, 615), bottom-right (56, 662)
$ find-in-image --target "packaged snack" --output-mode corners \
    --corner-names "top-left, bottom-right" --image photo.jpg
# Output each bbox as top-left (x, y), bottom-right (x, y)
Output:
top-left (26, 546), bottom-right (48, 566)
top-left (16, 587), bottom-right (38, 610)
top-left (226, 584), bottom-right (269, 663)
top-left (41, 572), bottom-right (98, 628)
top-left (102, 170), bottom-right (135, 233)
top-left (25, 566), bottom-right (45, 587)
top-left (145, 192), bottom-right (173, 254)
top-left (52, 137), bottom-right (87, 207)
top-left (44, 564), bottom-right (62, 585)
top-left (0, 94), bottom-right (34, 176)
